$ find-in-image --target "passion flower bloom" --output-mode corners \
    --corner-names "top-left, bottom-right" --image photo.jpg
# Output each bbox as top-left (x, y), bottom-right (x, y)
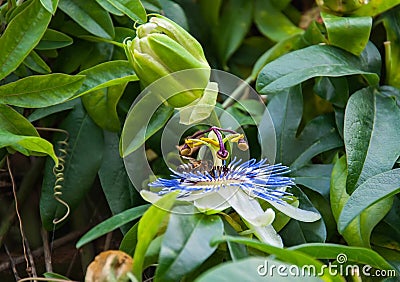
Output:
top-left (125, 15), bottom-right (211, 108)
top-left (141, 127), bottom-right (321, 247)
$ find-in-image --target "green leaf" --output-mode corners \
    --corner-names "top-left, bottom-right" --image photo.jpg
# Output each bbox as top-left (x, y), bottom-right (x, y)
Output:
top-left (82, 83), bottom-right (126, 132)
top-left (292, 164), bottom-right (333, 198)
top-left (0, 104), bottom-right (39, 136)
top-left (0, 0), bottom-right (52, 80)
top-left (330, 156), bottom-right (393, 247)
top-left (95, 0), bottom-right (124, 15)
top-left (321, 12), bottom-right (372, 56)
top-left (28, 99), bottom-right (79, 122)
top-left (36, 28), bottom-right (73, 50)
top-left (76, 60), bottom-right (138, 97)
top-left (40, 102), bottom-right (104, 230)
top-left (106, 0), bottom-right (147, 23)
top-left (338, 169), bottom-right (400, 233)
top-left (353, 0), bottom-right (400, 16)
top-left (344, 87), bottom-right (400, 193)
top-left (76, 204), bottom-right (149, 248)
top-left (211, 236), bottom-right (340, 282)
top-left (99, 132), bottom-right (144, 234)
top-left (256, 43), bottom-right (380, 94)
top-left (198, 257), bottom-right (325, 282)
top-left (159, 0), bottom-right (188, 29)
top-left (0, 74), bottom-right (85, 108)
top-left (290, 243), bottom-right (395, 271)
top-left (120, 222), bottom-right (139, 255)
top-left (23, 50), bottom-right (52, 74)
top-left (121, 100), bottom-right (174, 157)
top-left (213, 0), bottom-right (253, 66)
top-left (254, 0), bottom-right (303, 42)
top-left (43, 272), bottom-right (70, 280)
top-left (0, 129), bottom-right (58, 164)
top-left (40, 0), bottom-right (59, 14)
top-left (132, 193), bottom-right (177, 281)
top-left (313, 77), bottom-right (349, 108)
top-left (58, 0), bottom-right (115, 39)
top-left (155, 205), bottom-right (223, 282)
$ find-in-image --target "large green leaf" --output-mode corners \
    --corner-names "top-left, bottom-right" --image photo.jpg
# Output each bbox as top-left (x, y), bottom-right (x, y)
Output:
top-left (338, 169), bottom-right (400, 233)
top-left (121, 99), bottom-right (174, 157)
top-left (58, 0), bottom-right (115, 39)
top-left (155, 205), bottom-right (223, 282)
top-left (330, 157), bottom-right (393, 247)
top-left (0, 104), bottom-right (39, 136)
top-left (98, 132), bottom-right (144, 234)
top-left (321, 12), bottom-right (372, 56)
top-left (290, 243), bottom-right (395, 271)
top-left (292, 164), bottom-right (333, 198)
top-left (0, 129), bottom-right (58, 164)
top-left (254, 0), bottom-right (303, 42)
top-left (35, 28), bottom-right (73, 50)
top-left (0, 0), bottom-right (52, 80)
top-left (132, 193), bottom-right (177, 281)
top-left (40, 101), bottom-right (104, 230)
top-left (105, 0), bottom-right (147, 23)
top-left (76, 60), bottom-right (138, 97)
top-left (344, 87), bottom-right (400, 193)
top-left (82, 83), bottom-right (127, 131)
top-left (214, 236), bottom-right (339, 281)
top-left (256, 43), bottom-right (380, 94)
top-left (76, 204), bottom-right (149, 248)
top-left (0, 74), bottom-right (85, 108)
top-left (195, 257), bottom-right (323, 282)
top-left (213, 0), bottom-right (253, 66)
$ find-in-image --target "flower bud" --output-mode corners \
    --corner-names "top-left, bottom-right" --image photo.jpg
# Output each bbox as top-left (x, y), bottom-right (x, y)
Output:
top-left (126, 15), bottom-right (211, 108)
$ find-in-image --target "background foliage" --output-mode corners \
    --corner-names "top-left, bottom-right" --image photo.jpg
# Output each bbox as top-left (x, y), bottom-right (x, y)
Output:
top-left (0, 0), bottom-right (399, 281)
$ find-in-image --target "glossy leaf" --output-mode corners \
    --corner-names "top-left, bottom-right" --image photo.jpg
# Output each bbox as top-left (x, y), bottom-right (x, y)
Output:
top-left (213, 0), bottom-right (253, 66)
top-left (254, 0), bottom-right (303, 42)
top-left (40, 0), bottom-right (59, 14)
top-left (82, 83), bottom-right (126, 131)
top-left (0, 74), bottom-right (85, 108)
top-left (58, 0), bottom-right (115, 39)
top-left (76, 60), bottom-right (138, 97)
top-left (0, 0), bottom-right (52, 80)
top-left (256, 43), bottom-right (380, 94)
top-left (23, 50), bottom-right (52, 74)
top-left (40, 102), bottom-right (104, 230)
top-left (96, 0), bottom-right (124, 15)
top-left (291, 243), bottom-right (395, 271)
top-left (0, 104), bottom-right (39, 136)
top-left (36, 29), bottom-right (73, 50)
top-left (195, 257), bottom-right (323, 282)
top-left (76, 204), bottom-right (149, 248)
top-left (119, 222), bottom-right (139, 256)
top-left (0, 129), bottom-right (58, 164)
top-left (211, 236), bottom-right (340, 282)
top-left (98, 132), bottom-right (144, 233)
top-left (292, 164), bottom-right (333, 198)
top-left (383, 8), bottom-right (400, 88)
top-left (321, 12), bottom-right (372, 56)
top-left (155, 205), bottom-right (223, 282)
top-left (338, 169), bottom-right (400, 233)
top-left (28, 99), bottom-right (79, 122)
top-left (330, 157), bottom-right (393, 247)
top-left (313, 77), bottom-right (349, 108)
top-left (344, 87), bottom-right (400, 193)
top-left (122, 100), bottom-right (174, 157)
top-left (132, 193), bottom-right (177, 281)
top-left (106, 0), bottom-right (147, 23)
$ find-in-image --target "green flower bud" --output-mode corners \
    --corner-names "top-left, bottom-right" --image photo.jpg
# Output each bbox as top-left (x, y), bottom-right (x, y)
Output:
top-left (316, 0), bottom-right (369, 13)
top-left (126, 15), bottom-right (211, 108)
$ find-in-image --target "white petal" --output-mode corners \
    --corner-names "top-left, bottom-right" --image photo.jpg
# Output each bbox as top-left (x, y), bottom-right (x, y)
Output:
top-left (140, 190), bottom-right (162, 203)
top-left (266, 199), bottom-right (321, 222)
top-left (252, 224), bottom-right (283, 248)
top-left (217, 188), bottom-right (273, 227)
top-left (194, 193), bottom-right (231, 214)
